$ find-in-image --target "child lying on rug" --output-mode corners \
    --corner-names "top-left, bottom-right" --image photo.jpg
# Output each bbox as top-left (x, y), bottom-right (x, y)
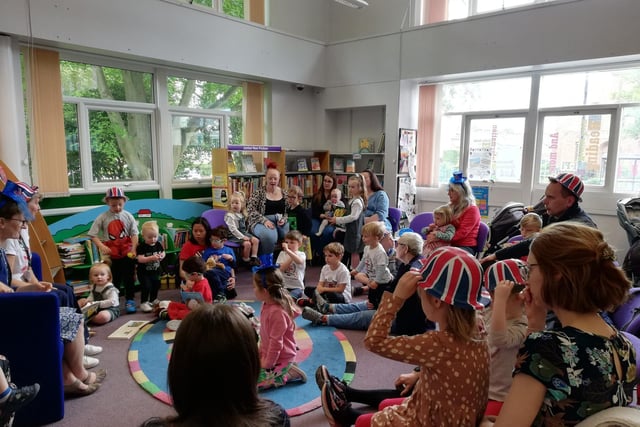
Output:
top-left (157, 256), bottom-right (212, 320)
top-left (252, 264), bottom-right (307, 390)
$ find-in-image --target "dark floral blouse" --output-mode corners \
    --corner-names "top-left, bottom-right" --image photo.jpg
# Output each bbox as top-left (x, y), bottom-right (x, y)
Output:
top-left (514, 326), bottom-right (638, 426)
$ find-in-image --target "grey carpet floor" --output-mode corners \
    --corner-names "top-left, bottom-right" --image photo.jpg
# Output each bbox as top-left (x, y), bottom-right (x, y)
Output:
top-left (49, 264), bottom-right (411, 427)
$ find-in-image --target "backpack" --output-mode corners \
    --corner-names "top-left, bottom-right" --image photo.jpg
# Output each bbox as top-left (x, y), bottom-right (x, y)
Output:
top-left (610, 287), bottom-right (640, 337)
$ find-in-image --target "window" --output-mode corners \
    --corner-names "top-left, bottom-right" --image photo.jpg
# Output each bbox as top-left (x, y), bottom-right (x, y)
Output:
top-left (422, 0), bottom-right (559, 24)
top-left (428, 65), bottom-right (640, 196)
top-left (61, 60), bottom-right (155, 189)
top-left (189, 0), bottom-right (245, 18)
top-left (167, 76), bottom-right (243, 182)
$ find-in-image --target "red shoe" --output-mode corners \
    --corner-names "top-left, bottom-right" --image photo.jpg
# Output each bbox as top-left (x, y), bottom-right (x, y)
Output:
top-left (296, 298), bottom-right (313, 308)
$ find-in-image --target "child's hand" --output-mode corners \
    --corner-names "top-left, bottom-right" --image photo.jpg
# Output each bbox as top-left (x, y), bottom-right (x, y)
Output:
top-left (394, 371), bottom-right (419, 396)
top-left (222, 253), bottom-right (233, 261)
top-left (493, 280), bottom-right (514, 304)
top-left (393, 270), bottom-right (421, 300)
top-left (277, 218), bottom-right (286, 226)
top-left (227, 277), bottom-right (235, 289)
top-left (99, 244), bottom-right (112, 255)
top-left (187, 299), bottom-right (200, 310)
top-left (426, 232), bottom-right (437, 243)
top-left (281, 242), bottom-right (289, 251)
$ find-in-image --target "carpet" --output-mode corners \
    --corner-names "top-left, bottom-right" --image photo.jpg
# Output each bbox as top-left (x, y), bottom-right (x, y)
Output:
top-left (128, 302), bottom-right (356, 416)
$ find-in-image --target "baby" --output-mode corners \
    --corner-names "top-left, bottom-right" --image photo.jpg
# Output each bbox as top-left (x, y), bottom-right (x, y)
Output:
top-left (316, 188), bottom-right (346, 236)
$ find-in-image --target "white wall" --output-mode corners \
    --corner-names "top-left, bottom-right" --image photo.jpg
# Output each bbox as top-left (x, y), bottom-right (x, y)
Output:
top-left (270, 81), bottom-right (319, 149)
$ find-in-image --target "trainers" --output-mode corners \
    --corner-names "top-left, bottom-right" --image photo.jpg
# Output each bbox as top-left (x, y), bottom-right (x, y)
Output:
top-left (151, 299), bottom-right (160, 307)
top-left (314, 290), bottom-right (330, 314)
top-left (249, 256), bottom-right (261, 267)
top-left (0, 383), bottom-right (40, 415)
top-left (302, 307), bottom-right (325, 325)
top-left (286, 363), bottom-right (307, 383)
top-left (321, 380), bottom-right (351, 427)
top-left (140, 301), bottom-right (153, 313)
top-left (158, 309), bottom-right (169, 320)
top-left (125, 300), bottom-right (137, 314)
top-left (296, 298), bottom-right (313, 308)
top-left (214, 294), bottom-right (227, 304)
top-left (83, 356), bottom-right (100, 369)
top-left (84, 344), bottom-right (103, 356)
top-left (314, 365), bottom-right (347, 398)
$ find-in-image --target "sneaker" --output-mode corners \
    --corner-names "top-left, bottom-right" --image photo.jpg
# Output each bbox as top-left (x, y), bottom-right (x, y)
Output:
top-left (314, 290), bottom-right (330, 314)
top-left (321, 380), bottom-right (351, 427)
top-left (84, 344), bottom-right (103, 356)
top-left (296, 298), bottom-right (313, 308)
top-left (125, 300), bottom-right (137, 314)
top-left (0, 383), bottom-right (40, 415)
top-left (83, 356), bottom-right (100, 369)
top-left (286, 363), bottom-right (307, 383)
top-left (249, 256), bottom-right (261, 267)
top-left (214, 294), bottom-right (227, 304)
top-left (158, 309), bottom-right (169, 320)
top-left (314, 365), bottom-right (347, 398)
top-left (302, 307), bottom-right (325, 325)
top-left (140, 302), bottom-right (153, 313)
top-left (151, 299), bottom-right (160, 307)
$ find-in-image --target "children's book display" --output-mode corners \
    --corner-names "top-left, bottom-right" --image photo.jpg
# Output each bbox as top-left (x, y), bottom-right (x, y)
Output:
top-left (310, 157), bottom-right (321, 171)
top-left (333, 158), bottom-right (345, 173)
top-left (297, 158), bottom-right (309, 172)
top-left (345, 159), bottom-right (356, 173)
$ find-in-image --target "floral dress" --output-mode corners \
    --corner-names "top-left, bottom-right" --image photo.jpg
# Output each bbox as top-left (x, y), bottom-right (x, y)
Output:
top-left (515, 326), bottom-right (638, 426)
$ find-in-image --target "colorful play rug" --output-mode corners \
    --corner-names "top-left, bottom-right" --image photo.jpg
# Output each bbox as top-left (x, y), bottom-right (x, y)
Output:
top-left (128, 302), bottom-right (356, 416)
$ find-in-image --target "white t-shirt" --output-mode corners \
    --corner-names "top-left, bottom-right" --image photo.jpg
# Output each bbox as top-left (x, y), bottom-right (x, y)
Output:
top-left (356, 243), bottom-right (394, 284)
top-left (5, 229), bottom-right (31, 281)
top-left (276, 250), bottom-right (306, 291)
top-left (319, 262), bottom-right (352, 303)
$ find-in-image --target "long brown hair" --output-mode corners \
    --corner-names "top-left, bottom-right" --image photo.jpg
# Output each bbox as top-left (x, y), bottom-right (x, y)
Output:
top-left (312, 172), bottom-right (338, 206)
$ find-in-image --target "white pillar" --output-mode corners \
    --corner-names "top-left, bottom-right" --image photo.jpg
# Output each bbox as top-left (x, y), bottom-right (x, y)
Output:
top-left (0, 35), bottom-right (29, 180)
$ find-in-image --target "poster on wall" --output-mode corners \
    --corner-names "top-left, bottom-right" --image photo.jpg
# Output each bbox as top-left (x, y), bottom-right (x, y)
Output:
top-left (211, 174), bottom-right (228, 208)
top-left (398, 129), bottom-right (416, 175)
top-left (397, 129), bottom-right (418, 220)
top-left (472, 186), bottom-right (489, 218)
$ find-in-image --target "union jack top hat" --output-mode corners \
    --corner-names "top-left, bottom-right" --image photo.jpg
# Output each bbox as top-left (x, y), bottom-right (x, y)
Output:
top-left (548, 172), bottom-right (584, 202)
top-left (103, 187), bottom-right (129, 203)
top-left (417, 246), bottom-right (485, 311)
top-left (483, 258), bottom-right (529, 292)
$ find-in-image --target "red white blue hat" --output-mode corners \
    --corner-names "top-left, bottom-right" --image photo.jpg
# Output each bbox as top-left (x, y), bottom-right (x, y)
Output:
top-left (416, 247), bottom-right (485, 311)
top-left (483, 259), bottom-right (529, 292)
top-left (103, 187), bottom-right (129, 203)
top-left (549, 173), bottom-right (584, 202)
top-left (14, 182), bottom-right (38, 202)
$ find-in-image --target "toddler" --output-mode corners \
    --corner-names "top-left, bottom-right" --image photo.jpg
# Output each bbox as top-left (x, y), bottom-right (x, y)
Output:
top-left (253, 265), bottom-right (307, 390)
top-left (422, 204), bottom-right (456, 257)
top-left (202, 226), bottom-right (237, 302)
top-left (88, 187), bottom-right (139, 314)
top-left (316, 188), bottom-right (346, 236)
top-left (79, 263), bottom-right (120, 325)
top-left (482, 259), bottom-right (529, 417)
top-left (160, 256), bottom-right (212, 321)
top-left (276, 230), bottom-right (306, 300)
top-left (224, 191), bottom-right (260, 266)
top-left (501, 213), bottom-right (542, 254)
top-left (136, 221), bottom-right (166, 313)
top-left (351, 221), bottom-right (393, 309)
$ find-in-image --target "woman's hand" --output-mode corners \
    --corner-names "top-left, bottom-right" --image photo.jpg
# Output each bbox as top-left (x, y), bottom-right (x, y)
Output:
top-left (264, 220), bottom-right (275, 229)
top-left (394, 371), bottom-right (420, 396)
top-left (0, 283), bottom-right (13, 293)
top-left (327, 217), bottom-right (336, 225)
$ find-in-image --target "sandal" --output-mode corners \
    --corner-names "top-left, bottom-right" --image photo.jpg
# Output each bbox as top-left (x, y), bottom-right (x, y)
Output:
top-left (63, 379), bottom-right (99, 397)
top-left (82, 369), bottom-right (107, 385)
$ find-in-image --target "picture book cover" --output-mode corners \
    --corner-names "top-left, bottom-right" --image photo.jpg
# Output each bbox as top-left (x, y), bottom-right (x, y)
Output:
top-left (181, 291), bottom-right (205, 303)
top-left (108, 320), bottom-right (150, 339)
top-left (345, 159), bottom-right (356, 173)
top-left (242, 155), bottom-right (257, 173)
top-left (297, 158), bottom-right (309, 172)
top-left (310, 157), bottom-right (321, 171)
top-left (332, 158), bottom-right (344, 172)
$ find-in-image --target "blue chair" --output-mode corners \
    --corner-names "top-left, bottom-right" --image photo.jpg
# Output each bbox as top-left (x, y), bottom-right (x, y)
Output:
top-left (476, 222), bottom-right (490, 257)
top-left (388, 207), bottom-right (402, 234)
top-left (409, 212), bottom-right (434, 235)
top-left (201, 208), bottom-right (241, 251)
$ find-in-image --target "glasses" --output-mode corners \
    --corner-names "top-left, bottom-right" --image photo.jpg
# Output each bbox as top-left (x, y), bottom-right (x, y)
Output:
top-left (9, 218), bottom-right (28, 226)
top-left (210, 238), bottom-right (223, 244)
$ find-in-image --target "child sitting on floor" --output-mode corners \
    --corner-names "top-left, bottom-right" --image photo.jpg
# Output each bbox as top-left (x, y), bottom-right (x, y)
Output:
top-left (202, 226), bottom-right (237, 302)
top-left (276, 230), bottom-right (306, 300)
top-left (351, 221), bottom-right (393, 309)
top-left (159, 256), bottom-right (212, 321)
top-left (314, 242), bottom-right (352, 305)
top-left (253, 265), bottom-right (307, 390)
top-left (79, 263), bottom-right (120, 325)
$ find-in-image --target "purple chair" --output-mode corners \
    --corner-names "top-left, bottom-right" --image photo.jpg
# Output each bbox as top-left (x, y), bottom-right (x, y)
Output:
top-left (409, 212), bottom-right (434, 235)
top-left (611, 288), bottom-right (640, 337)
top-left (201, 209), bottom-right (241, 251)
top-left (475, 222), bottom-right (490, 257)
top-left (388, 207), bottom-right (402, 234)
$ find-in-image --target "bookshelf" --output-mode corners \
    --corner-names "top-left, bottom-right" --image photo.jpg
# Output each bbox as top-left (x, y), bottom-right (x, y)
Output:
top-left (211, 146), bottom-right (285, 208)
top-left (330, 152), bottom-right (385, 184)
top-left (282, 150), bottom-right (330, 206)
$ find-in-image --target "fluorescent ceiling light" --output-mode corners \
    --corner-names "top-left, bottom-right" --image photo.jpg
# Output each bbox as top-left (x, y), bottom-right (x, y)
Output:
top-left (334, 0), bottom-right (369, 9)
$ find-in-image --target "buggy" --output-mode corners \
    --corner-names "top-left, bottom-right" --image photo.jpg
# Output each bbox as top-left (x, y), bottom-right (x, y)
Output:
top-left (485, 200), bottom-right (545, 255)
top-left (617, 197), bottom-right (640, 285)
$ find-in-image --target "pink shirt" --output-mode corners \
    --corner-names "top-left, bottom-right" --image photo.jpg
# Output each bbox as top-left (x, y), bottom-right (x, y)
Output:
top-left (451, 205), bottom-right (480, 248)
top-left (259, 302), bottom-right (297, 369)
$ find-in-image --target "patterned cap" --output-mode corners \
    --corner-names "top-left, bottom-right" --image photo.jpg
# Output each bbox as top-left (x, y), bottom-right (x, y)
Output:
top-left (549, 173), bottom-right (584, 202)
top-left (416, 247), bottom-right (485, 311)
top-left (483, 259), bottom-right (529, 292)
top-left (0, 180), bottom-right (34, 220)
top-left (14, 182), bottom-right (38, 202)
top-left (102, 187), bottom-right (129, 203)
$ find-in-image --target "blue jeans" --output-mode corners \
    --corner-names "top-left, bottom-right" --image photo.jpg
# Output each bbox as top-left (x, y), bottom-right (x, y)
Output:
top-left (253, 214), bottom-right (289, 255)
top-left (287, 288), bottom-right (303, 300)
top-left (326, 301), bottom-right (374, 330)
top-left (310, 218), bottom-right (336, 257)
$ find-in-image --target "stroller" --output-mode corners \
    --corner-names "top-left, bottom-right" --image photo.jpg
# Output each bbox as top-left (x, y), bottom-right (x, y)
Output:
top-left (617, 197), bottom-right (640, 285)
top-left (485, 200), bottom-right (546, 255)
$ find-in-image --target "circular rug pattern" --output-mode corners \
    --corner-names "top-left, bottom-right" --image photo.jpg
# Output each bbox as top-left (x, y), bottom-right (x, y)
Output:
top-left (128, 302), bottom-right (356, 416)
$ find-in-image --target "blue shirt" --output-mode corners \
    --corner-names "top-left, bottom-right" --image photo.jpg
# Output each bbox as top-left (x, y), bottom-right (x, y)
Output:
top-left (202, 245), bottom-right (236, 275)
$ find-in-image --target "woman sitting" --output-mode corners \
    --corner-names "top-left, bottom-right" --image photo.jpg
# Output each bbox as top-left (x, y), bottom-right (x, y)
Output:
top-left (446, 171), bottom-right (480, 254)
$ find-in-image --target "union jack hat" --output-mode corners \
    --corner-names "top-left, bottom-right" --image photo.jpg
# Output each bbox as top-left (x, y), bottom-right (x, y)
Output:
top-left (483, 259), bottom-right (529, 292)
top-left (549, 172), bottom-right (584, 202)
top-left (102, 187), bottom-right (129, 203)
top-left (417, 247), bottom-right (485, 311)
top-left (14, 181), bottom-right (38, 202)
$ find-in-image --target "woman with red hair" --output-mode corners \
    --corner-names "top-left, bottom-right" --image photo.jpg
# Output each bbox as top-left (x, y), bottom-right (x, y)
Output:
top-left (247, 161), bottom-right (290, 258)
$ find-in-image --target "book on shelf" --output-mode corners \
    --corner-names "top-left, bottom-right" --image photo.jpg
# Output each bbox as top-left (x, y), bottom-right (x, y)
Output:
top-left (227, 155), bottom-right (237, 173)
top-left (108, 320), bottom-right (151, 340)
top-left (310, 157), bottom-right (321, 171)
top-left (345, 159), bottom-right (356, 173)
top-left (241, 155), bottom-right (257, 173)
top-left (297, 158), bottom-right (308, 172)
top-left (359, 138), bottom-right (374, 153)
top-left (367, 158), bottom-right (376, 170)
top-left (332, 158), bottom-right (345, 173)
top-left (378, 132), bottom-right (385, 153)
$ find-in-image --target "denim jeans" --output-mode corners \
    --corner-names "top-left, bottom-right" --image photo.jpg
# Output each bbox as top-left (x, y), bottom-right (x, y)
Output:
top-left (327, 302), bottom-right (375, 330)
top-left (253, 214), bottom-right (290, 255)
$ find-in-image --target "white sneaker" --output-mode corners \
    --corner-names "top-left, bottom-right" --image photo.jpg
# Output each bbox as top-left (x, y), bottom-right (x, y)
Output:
top-left (151, 299), bottom-right (160, 307)
top-left (140, 302), bottom-right (153, 313)
top-left (83, 356), bottom-right (100, 369)
top-left (84, 344), bottom-right (103, 356)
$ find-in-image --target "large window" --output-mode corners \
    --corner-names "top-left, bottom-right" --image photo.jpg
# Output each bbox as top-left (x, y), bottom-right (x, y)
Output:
top-left (430, 65), bottom-right (640, 196)
top-left (189, 0), bottom-right (245, 18)
top-left (425, 0), bottom-right (559, 24)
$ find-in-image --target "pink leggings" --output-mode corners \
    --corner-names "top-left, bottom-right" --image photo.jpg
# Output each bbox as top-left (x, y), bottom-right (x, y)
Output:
top-left (354, 398), bottom-right (405, 427)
